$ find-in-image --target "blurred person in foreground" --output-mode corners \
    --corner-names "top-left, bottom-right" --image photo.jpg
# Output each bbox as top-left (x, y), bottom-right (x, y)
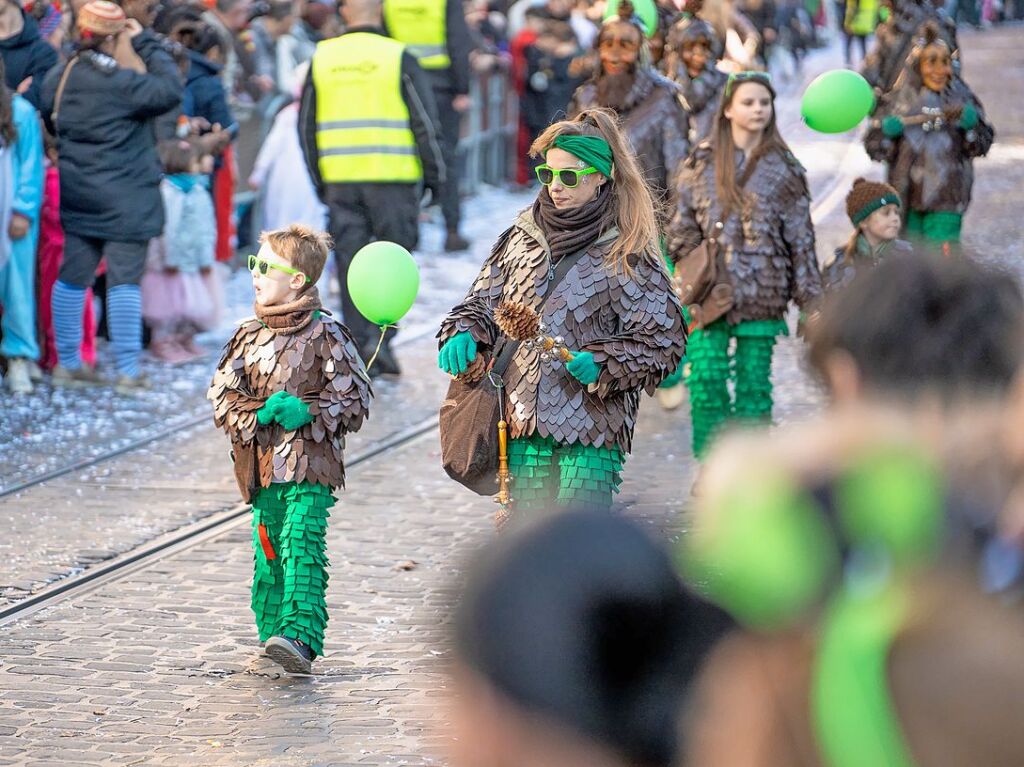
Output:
top-left (678, 254), bottom-right (1024, 767)
top-left (300, 0), bottom-right (444, 376)
top-left (450, 509), bottom-right (732, 767)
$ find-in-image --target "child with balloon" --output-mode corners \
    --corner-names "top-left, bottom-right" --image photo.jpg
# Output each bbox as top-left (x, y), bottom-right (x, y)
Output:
top-left (207, 224), bottom-right (372, 675)
top-left (667, 71), bottom-right (822, 460)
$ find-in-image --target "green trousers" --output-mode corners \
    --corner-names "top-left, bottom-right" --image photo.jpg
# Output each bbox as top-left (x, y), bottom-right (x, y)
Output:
top-left (684, 318), bottom-right (786, 459)
top-left (905, 209), bottom-right (962, 243)
top-left (250, 481), bottom-right (334, 657)
top-left (508, 433), bottom-right (624, 512)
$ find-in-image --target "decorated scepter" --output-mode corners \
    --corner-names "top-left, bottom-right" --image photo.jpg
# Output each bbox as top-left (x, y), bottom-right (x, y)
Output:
top-left (494, 302), bottom-right (575, 364)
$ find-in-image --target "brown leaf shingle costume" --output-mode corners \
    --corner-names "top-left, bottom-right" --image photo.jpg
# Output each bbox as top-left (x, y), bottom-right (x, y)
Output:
top-left (439, 206), bottom-right (685, 511)
top-left (208, 288), bottom-right (371, 659)
top-left (668, 141), bottom-right (822, 458)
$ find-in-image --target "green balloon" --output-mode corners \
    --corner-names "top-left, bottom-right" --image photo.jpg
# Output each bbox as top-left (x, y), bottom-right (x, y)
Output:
top-left (801, 69), bottom-right (875, 134)
top-left (346, 241), bottom-right (420, 326)
top-left (603, 0), bottom-right (658, 38)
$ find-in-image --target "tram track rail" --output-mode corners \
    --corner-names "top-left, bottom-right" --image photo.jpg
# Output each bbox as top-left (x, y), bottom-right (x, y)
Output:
top-left (0, 413), bottom-right (440, 626)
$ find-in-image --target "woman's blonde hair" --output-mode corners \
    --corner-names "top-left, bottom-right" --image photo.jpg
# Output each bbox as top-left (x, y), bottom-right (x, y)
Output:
top-left (530, 108), bottom-right (661, 274)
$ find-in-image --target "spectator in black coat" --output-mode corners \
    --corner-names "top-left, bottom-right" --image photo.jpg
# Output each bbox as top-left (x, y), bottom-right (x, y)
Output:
top-left (184, 23), bottom-right (237, 137)
top-left (0, 0), bottom-right (58, 111)
top-left (40, 0), bottom-right (182, 392)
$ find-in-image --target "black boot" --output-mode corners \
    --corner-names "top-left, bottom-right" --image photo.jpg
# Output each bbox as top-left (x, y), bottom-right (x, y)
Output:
top-left (444, 231), bottom-right (470, 252)
top-left (373, 341), bottom-right (402, 376)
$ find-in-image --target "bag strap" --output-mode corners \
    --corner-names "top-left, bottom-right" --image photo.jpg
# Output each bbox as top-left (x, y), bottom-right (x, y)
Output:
top-left (50, 57), bottom-right (79, 129)
top-left (490, 241), bottom-right (593, 379)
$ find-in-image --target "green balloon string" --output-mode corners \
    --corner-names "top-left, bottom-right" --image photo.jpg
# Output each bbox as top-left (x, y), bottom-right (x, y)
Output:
top-left (364, 324), bottom-right (398, 371)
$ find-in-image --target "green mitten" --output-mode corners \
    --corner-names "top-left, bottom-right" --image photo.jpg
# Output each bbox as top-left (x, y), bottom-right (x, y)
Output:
top-left (273, 392), bottom-right (314, 431)
top-left (438, 331), bottom-right (477, 375)
top-left (959, 103), bottom-right (978, 130)
top-left (566, 351), bottom-right (600, 385)
top-left (256, 390), bottom-right (289, 426)
top-left (882, 115), bottom-right (903, 138)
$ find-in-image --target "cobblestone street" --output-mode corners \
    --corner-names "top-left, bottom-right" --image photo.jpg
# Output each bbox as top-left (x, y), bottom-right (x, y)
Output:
top-left (1, 26), bottom-right (1022, 767)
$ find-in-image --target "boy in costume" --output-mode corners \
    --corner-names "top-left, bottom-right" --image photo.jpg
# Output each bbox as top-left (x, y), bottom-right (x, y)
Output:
top-left (208, 224), bottom-right (372, 674)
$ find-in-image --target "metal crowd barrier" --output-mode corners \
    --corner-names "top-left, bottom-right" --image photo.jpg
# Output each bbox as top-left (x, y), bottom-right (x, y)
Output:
top-left (457, 65), bottom-right (519, 194)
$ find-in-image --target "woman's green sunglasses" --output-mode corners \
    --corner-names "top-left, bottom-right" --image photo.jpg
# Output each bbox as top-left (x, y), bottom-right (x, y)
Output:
top-left (247, 254), bottom-right (311, 283)
top-left (535, 163), bottom-right (599, 188)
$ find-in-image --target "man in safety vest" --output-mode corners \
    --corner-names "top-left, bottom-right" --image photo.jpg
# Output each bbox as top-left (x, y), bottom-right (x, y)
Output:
top-left (383, 0), bottom-right (473, 252)
top-left (299, 0), bottom-right (444, 376)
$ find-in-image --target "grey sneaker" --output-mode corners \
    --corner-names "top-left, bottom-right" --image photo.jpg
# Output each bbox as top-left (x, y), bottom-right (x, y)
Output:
top-left (5, 358), bottom-right (33, 395)
top-left (114, 373), bottom-right (151, 396)
top-left (264, 636), bottom-right (314, 674)
top-left (52, 364), bottom-right (107, 388)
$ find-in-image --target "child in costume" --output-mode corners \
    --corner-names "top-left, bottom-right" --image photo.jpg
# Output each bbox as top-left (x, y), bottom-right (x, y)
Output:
top-left (142, 138), bottom-right (221, 363)
top-left (822, 177), bottom-right (912, 293)
top-left (0, 60), bottom-right (44, 396)
top-left (668, 71), bottom-right (822, 460)
top-left (438, 109), bottom-right (685, 523)
top-left (208, 225), bottom-right (372, 674)
top-left (864, 22), bottom-right (992, 249)
top-left (664, 0), bottom-right (729, 144)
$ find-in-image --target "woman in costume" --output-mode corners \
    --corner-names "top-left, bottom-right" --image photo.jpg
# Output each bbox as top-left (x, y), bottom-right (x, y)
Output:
top-left (667, 71), bottom-right (821, 460)
top-left (864, 22), bottom-right (993, 249)
top-left (437, 108), bottom-right (685, 520)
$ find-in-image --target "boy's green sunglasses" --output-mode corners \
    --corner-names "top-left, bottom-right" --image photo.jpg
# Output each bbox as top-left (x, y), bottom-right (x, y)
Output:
top-left (247, 254), bottom-right (311, 283)
top-left (535, 163), bottom-right (599, 188)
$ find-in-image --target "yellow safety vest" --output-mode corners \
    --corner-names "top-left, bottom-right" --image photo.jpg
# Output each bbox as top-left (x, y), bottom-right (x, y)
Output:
top-left (383, 0), bottom-right (450, 70)
top-left (312, 33), bottom-right (422, 183)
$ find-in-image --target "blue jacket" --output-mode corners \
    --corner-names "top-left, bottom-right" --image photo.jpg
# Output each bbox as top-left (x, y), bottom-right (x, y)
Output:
top-left (184, 50), bottom-right (236, 134)
top-left (9, 92), bottom-right (43, 223)
top-left (0, 9), bottom-right (58, 112)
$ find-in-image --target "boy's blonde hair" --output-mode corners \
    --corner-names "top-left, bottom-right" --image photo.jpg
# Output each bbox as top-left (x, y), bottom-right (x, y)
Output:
top-left (260, 225), bottom-right (333, 284)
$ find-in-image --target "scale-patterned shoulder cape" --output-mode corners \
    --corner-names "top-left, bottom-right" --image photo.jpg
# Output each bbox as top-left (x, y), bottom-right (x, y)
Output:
top-left (208, 312), bottom-right (372, 501)
top-left (668, 142), bottom-right (822, 324)
top-left (438, 210), bottom-right (685, 453)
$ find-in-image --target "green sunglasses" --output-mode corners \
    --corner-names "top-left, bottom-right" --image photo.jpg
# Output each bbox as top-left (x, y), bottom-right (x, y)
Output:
top-left (247, 254), bottom-right (311, 283)
top-left (535, 163), bottom-right (599, 188)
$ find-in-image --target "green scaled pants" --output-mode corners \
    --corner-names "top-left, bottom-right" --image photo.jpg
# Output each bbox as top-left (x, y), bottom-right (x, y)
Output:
top-left (905, 209), bottom-right (962, 244)
top-left (250, 481), bottom-right (334, 657)
top-left (684, 317), bottom-right (787, 459)
top-left (508, 433), bottom-right (624, 512)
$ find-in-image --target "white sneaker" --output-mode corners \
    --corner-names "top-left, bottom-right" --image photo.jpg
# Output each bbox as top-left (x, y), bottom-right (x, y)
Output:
top-left (26, 360), bottom-right (43, 382)
top-left (5, 358), bottom-right (33, 395)
top-left (655, 382), bottom-right (686, 411)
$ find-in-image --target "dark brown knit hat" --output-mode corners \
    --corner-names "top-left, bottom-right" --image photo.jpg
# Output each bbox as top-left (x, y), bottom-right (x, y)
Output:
top-left (846, 177), bottom-right (901, 226)
top-left (77, 0), bottom-right (126, 37)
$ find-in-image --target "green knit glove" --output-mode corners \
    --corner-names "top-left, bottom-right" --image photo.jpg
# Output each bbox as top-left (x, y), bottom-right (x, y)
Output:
top-left (438, 331), bottom-right (477, 376)
top-left (566, 351), bottom-right (600, 385)
top-left (882, 115), bottom-right (903, 138)
top-left (959, 103), bottom-right (978, 130)
top-left (273, 392), bottom-right (314, 431)
top-left (256, 390), bottom-right (289, 426)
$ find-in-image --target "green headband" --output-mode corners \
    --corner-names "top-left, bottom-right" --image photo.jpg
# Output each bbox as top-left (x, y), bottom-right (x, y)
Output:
top-left (550, 135), bottom-right (614, 179)
top-left (725, 70), bottom-right (773, 99)
top-left (851, 193), bottom-right (901, 225)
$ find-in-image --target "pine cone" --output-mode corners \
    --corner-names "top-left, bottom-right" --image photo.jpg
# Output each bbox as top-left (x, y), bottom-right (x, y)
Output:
top-left (456, 353), bottom-right (488, 384)
top-left (494, 302), bottom-right (540, 341)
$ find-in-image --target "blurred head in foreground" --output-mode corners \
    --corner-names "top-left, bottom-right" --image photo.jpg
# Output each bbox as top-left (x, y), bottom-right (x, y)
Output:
top-left (449, 510), bottom-right (732, 767)
top-left (808, 250), bottom-right (1024, 408)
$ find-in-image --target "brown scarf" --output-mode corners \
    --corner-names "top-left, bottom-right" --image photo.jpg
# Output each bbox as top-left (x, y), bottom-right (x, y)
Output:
top-left (254, 286), bottom-right (323, 335)
top-left (532, 182), bottom-right (613, 263)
